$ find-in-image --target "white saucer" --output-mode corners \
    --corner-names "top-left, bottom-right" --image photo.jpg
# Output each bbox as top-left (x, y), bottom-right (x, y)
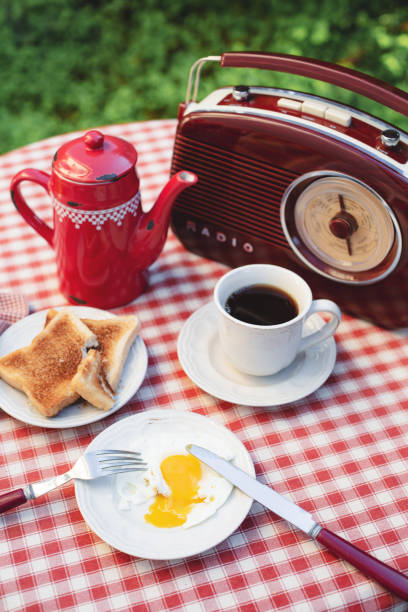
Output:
top-left (177, 302), bottom-right (336, 407)
top-left (0, 306), bottom-right (148, 428)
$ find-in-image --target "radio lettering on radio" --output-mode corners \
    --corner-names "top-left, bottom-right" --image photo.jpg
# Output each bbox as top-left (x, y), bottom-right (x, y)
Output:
top-left (186, 220), bottom-right (254, 253)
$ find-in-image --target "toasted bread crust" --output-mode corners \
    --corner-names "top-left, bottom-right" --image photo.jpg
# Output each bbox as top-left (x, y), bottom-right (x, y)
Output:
top-left (72, 349), bottom-right (115, 411)
top-left (82, 316), bottom-right (140, 389)
top-left (45, 310), bottom-right (140, 390)
top-left (0, 310), bottom-right (98, 417)
top-left (0, 347), bottom-right (28, 391)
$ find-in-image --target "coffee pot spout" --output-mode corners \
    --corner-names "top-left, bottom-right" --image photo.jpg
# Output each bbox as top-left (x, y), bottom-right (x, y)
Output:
top-left (148, 170), bottom-right (197, 229)
top-left (132, 170), bottom-right (197, 267)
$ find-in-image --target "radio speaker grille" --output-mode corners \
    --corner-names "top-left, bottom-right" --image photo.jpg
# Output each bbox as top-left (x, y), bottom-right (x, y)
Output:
top-left (171, 134), bottom-right (298, 248)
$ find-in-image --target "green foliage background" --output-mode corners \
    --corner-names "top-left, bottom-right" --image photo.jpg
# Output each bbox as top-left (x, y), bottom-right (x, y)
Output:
top-left (0, 0), bottom-right (407, 153)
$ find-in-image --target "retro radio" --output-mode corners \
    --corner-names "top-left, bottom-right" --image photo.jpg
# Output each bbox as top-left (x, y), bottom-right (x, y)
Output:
top-left (170, 52), bottom-right (408, 329)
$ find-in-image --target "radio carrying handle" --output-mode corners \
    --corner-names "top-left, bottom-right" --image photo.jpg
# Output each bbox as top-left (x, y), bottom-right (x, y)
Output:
top-left (186, 52), bottom-right (408, 118)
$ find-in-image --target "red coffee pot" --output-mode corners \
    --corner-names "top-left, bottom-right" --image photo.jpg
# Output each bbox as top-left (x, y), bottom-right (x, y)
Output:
top-left (10, 130), bottom-right (197, 308)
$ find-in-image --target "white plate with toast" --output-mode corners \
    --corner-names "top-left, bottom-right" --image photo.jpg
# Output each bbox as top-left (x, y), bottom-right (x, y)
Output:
top-left (0, 306), bottom-right (148, 428)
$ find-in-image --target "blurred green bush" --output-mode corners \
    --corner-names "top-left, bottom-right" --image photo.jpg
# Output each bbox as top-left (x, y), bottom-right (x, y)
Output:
top-left (0, 0), bottom-right (407, 153)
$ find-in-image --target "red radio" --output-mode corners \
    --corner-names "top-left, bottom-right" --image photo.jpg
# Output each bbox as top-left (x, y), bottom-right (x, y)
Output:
top-left (170, 52), bottom-right (408, 329)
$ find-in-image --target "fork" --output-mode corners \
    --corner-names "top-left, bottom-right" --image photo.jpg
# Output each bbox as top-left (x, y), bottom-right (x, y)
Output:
top-left (0, 449), bottom-right (146, 513)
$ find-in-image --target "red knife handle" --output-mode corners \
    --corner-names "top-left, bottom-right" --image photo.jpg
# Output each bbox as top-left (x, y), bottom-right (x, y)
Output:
top-left (316, 527), bottom-right (408, 601)
top-left (0, 488), bottom-right (28, 513)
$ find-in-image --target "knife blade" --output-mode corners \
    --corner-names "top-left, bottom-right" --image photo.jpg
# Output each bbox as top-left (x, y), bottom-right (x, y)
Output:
top-left (188, 444), bottom-right (408, 601)
top-left (188, 443), bottom-right (319, 537)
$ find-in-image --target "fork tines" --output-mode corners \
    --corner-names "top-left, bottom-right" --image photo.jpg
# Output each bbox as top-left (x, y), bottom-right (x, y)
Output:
top-left (95, 449), bottom-right (146, 474)
top-left (95, 449), bottom-right (142, 457)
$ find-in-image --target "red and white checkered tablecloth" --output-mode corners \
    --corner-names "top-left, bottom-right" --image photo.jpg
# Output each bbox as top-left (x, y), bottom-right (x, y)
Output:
top-left (0, 119), bottom-right (408, 612)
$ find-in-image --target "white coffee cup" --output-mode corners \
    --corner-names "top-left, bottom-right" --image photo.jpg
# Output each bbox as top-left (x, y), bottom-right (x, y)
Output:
top-left (214, 264), bottom-right (341, 376)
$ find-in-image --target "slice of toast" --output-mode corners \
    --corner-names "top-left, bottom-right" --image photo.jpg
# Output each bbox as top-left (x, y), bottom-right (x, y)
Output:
top-left (46, 309), bottom-right (140, 391)
top-left (71, 349), bottom-right (115, 411)
top-left (0, 310), bottom-right (98, 417)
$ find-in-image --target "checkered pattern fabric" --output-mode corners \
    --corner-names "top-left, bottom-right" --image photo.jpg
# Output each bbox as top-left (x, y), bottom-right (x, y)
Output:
top-left (0, 120), bottom-right (407, 612)
top-left (0, 293), bottom-right (29, 333)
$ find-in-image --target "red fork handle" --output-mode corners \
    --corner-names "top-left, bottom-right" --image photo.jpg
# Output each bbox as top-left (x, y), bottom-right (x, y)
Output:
top-left (10, 168), bottom-right (54, 247)
top-left (220, 52), bottom-right (408, 118)
top-left (316, 527), bottom-right (408, 601)
top-left (0, 488), bottom-right (28, 513)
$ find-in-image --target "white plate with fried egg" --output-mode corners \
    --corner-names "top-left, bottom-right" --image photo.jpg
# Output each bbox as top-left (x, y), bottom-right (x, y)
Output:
top-left (75, 409), bottom-right (255, 559)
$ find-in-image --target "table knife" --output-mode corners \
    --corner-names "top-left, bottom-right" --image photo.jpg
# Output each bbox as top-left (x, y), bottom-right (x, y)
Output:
top-left (188, 444), bottom-right (408, 601)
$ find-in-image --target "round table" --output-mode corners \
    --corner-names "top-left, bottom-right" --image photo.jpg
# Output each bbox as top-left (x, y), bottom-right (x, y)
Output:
top-left (0, 120), bottom-right (407, 611)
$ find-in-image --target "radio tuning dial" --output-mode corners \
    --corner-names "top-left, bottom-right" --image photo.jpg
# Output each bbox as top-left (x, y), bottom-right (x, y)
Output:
top-left (232, 86), bottom-right (250, 102)
top-left (380, 129), bottom-right (400, 148)
top-left (282, 173), bottom-right (401, 284)
top-left (329, 211), bottom-right (358, 239)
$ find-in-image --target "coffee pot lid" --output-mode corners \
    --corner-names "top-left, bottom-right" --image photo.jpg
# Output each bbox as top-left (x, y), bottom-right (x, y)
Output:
top-left (53, 130), bottom-right (138, 183)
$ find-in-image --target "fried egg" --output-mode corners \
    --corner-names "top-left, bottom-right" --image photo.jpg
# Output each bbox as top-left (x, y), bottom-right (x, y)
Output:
top-left (116, 419), bottom-right (234, 529)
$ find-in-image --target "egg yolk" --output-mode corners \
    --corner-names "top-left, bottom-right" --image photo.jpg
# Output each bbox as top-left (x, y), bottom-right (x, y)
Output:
top-left (145, 454), bottom-right (204, 527)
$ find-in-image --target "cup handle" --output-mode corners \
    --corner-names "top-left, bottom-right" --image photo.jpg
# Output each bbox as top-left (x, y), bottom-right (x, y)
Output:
top-left (299, 299), bottom-right (341, 352)
top-left (10, 169), bottom-right (54, 247)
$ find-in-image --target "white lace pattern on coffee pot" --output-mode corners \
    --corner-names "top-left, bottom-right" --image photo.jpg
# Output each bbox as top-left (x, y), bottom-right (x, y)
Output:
top-left (53, 191), bottom-right (141, 230)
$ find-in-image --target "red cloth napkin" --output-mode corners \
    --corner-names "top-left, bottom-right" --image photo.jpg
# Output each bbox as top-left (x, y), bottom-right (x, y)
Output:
top-left (0, 293), bottom-right (30, 334)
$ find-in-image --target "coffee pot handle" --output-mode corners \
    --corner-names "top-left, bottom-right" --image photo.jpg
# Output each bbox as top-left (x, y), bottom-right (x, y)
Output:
top-left (10, 169), bottom-right (54, 247)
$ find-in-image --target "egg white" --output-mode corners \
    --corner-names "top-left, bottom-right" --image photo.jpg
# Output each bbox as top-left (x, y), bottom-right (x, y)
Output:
top-left (115, 419), bottom-right (235, 528)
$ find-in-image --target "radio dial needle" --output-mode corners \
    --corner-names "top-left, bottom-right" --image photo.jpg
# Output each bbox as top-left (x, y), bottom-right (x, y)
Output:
top-left (328, 195), bottom-right (358, 256)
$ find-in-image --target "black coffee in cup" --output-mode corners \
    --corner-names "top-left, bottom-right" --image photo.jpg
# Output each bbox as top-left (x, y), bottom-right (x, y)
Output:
top-left (225, 284), bottom-right (298, 326)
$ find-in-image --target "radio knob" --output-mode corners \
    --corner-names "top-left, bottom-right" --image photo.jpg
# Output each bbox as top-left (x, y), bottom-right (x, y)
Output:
top-left (329, 212), bottom-right (358, 239)
top-left (232, 86), bottom-right (251, 102)
top-left (381, 128), bottom-right (401, 147)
